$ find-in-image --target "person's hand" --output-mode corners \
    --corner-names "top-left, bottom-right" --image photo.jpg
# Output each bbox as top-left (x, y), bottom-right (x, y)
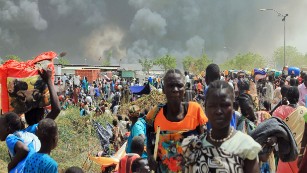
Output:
top-left (266, 136), bottom-right (277, 146)
top-left (38, 68), bottom-right (52, 82)
top-left (148, 155), bottom-right (158, 171)
top-left (8, 162), bottom-right (13, 171)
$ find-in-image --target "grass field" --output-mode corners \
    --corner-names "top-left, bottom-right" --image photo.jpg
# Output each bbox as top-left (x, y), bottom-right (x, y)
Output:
top-left (0, 107), bottom-right (114, 173)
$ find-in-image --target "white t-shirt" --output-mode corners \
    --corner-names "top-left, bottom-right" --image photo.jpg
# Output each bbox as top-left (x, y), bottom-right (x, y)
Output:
top-left (85, 96), bottom-right (92, 104)
top-left (113, 105), bottom-right (120, 115)
top-left (89, 86), bottom-right (95, 96)
top-left (73, 76), bottom-right (81, 86)
top-left (62, 75), bottom-right (67, 83)
top-left (185, 75), bottom-right (190, 84)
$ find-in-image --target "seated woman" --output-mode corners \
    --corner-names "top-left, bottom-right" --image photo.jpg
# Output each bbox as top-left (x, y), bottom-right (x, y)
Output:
top-left (183, 80), bottom-right (261, 173)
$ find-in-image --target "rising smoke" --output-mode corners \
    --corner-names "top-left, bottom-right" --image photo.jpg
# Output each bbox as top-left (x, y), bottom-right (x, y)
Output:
top-left (0, 0), bottom-right (306, 65)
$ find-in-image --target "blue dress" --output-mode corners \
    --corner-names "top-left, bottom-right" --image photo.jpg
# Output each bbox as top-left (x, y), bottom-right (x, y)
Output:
top-left (6, 131), bottom-right (41, 173)
top-left (24, 153), bottom-right (58, 173)
top-left (126, 118), bottom-right (147, 158)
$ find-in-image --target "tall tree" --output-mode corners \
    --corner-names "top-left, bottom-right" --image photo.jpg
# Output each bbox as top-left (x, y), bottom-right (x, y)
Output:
top-left (154, 55), bottom-right (177, 71)
top-left (101, 50), bottom-right (112, 66)
top-left (102, 58), bottom-right (111, 66)
top-left (58, 52), bottom-right (70, 66)
top-left (182, 56), bottom-right (194, 72)
top-left (3, 55), bottom-right (22, 62)
top-left (273, 46), bottom-right (304, 68)
top-left (194, 54), bottom-right (212, 74)
top-left (139, 58), bottom-right (154, 74)
top-left (182, 54), bottom-right (212, 75)
top-left (58, 58), bottom-right (70, 66)
top-left (220, 52), bottom-right (265, 70)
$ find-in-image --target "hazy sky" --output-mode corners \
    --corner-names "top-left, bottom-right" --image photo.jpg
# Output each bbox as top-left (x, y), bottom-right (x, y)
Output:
top-left (0, 0), bottom-right (306, 66)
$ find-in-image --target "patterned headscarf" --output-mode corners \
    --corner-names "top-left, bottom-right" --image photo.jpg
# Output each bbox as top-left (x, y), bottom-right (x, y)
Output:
top-left (128, 105), bottom-right (141, 117)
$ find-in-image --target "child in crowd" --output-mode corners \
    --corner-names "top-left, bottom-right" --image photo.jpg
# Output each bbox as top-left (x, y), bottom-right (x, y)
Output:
top-left (117, 115), bottom-right (129, 139)
top-left (65, 166), bottom-right (85, 173)
top-left (24, 118), bottom-right (58, 172)
top-left (119, 136), bottom-right (145, 173)
top-left (24, 68), bottom-right (61, 134)
top-left (131, 158), bottom-right (150, 173)
top-left (111, 119), bottom-right (121, 150)
top-left (0, 112), bottom-right (41, 173)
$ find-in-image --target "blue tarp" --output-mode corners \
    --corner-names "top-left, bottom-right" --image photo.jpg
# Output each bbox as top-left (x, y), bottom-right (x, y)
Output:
top-left (129, 83), bottom-right (151, 95)
top-left (129, 85), bottom-right (145, 94)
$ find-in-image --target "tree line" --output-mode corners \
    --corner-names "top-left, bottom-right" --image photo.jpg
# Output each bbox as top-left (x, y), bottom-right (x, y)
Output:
top-left (1, 46), bottom-right (307, 75)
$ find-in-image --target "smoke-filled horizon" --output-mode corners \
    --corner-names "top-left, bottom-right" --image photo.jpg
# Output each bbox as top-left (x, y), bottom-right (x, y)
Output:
top-left (0, 0), bottom-right (306, 66)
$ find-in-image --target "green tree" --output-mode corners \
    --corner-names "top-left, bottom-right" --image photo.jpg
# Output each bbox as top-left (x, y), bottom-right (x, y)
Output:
top-left (194, 54), bottom-right (213, 74)
top-left (58, 57), bottom-right (70, 66)
top-left (182, 54), bottom-right (212, 75)
top-left (3, 55), bottom-right (22, 62)
top-left (101, 50), bottom-right (112, 66)
top-left (154, 55), bottom-right (177, 71)
top-left (220, 52), bottom-right (265, 71)
top-left (273, 46), bottom-right (304, 68)
top-left (139, 58), bottom-right (154, 74)
top-left (182, 56), bottom-right (194, 72)
top-left (58, 52), bottom-right (70, 66)
top-left (102, 58), bottom-right (111, 66)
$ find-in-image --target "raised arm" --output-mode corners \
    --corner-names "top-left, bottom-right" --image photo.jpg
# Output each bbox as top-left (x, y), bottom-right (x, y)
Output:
top-left (39, 68), bottom-right (61, 120)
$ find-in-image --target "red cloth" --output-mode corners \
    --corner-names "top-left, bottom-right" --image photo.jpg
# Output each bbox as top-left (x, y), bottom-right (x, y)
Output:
top-left (0, 51), bottom-right (56, 113)
top-left (118, 154), bottom-right (139, 173)
top-left (272, 105), bottom-right (296, 120)
top-left (197, 83), bottom-right (203, 91)
top-left (73, 87), bottom-right (80, 104)
top-left (276, 159), bottom-right (298, 173)
top-left (298, 77), bottom-right (303, 85)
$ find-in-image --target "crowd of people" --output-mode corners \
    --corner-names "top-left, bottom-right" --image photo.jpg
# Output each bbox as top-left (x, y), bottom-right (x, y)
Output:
top-left (109, 64), bottom-right (307, 173)
top-left (1, 63), bottom-right (307, 173)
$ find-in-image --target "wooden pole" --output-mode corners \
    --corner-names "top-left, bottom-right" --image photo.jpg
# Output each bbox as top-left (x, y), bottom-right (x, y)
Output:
top-left (151, 126), bottom-right (160, 173)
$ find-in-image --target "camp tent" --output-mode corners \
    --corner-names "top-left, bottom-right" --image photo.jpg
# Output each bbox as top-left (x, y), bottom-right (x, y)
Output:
top-left (129, 83), bottom-right (151, 95)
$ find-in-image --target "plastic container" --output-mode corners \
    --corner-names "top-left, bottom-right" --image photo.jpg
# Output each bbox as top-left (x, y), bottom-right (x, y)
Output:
top-left (288, 67), bottom-right (300, 77)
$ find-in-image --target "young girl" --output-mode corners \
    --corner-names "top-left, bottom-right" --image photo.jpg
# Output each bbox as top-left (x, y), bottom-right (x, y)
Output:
top-left (0, 112), bottom-right (41, 173)
top-left (183, 80), bottom-right (261, 173)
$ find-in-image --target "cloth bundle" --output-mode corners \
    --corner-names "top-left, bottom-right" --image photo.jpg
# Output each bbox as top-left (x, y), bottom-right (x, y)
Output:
top-left (250, 117), bottom-right (298, 162)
